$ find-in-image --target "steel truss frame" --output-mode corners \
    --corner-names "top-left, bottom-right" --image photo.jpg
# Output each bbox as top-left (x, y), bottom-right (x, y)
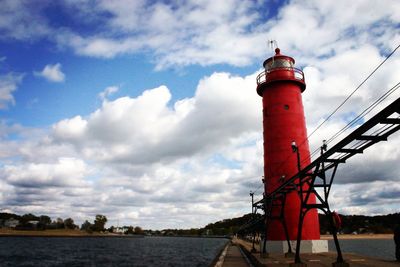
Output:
top-left (252, 97), bottom-right (400, 265)
top-left (254, 191), bottom-right (294, 256)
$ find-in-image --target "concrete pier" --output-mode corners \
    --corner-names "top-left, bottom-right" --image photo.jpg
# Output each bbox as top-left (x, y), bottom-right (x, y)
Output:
top-left (217, 238), bottom-right (400, 267)
top-left (221, 244), bottom-right (250, 267)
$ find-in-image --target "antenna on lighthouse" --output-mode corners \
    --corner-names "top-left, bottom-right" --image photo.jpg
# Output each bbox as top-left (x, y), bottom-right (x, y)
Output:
top-left (268, 40), bottom-right (278, 64)
top-left (268, 40), bottom-right (278, 49)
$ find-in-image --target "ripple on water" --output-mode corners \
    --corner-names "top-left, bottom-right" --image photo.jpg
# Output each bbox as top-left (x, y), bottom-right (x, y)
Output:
top-left (0, 236), bottom-right (228, 267)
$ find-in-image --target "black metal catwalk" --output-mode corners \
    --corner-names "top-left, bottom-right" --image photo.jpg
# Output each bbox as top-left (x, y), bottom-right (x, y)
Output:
top-left (248, 96), bottom-right (400, 265)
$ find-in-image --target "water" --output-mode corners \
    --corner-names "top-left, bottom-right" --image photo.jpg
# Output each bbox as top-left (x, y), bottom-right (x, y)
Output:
top-left (0, 236), bottom-right (228, 267)
top-left (1, 236), bottom-right (396, 266)
top-left (329, 239), bottom-right (396, 261)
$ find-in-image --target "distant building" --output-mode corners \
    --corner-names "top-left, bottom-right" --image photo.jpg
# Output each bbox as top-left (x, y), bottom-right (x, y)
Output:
top-left (114, 227), bottom-right (128, 234)
top-left (28, 220), bottom-right (40, 226)
top-left (4, 218), bottom-right (19, 228)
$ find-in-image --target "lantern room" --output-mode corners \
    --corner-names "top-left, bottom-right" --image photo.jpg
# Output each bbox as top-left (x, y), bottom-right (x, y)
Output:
top-left (256, 48), bottom-right (306, 96)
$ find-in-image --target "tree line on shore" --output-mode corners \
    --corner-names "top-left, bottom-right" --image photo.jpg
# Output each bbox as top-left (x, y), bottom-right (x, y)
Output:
top-left (319, 212), bottom-right (400, 234)
top-left (0, 212), bottom-right (77, 230)
top-left (0, 213), bottom-right (143, 235)
top-left (1, 212), bottom-right (399, 236)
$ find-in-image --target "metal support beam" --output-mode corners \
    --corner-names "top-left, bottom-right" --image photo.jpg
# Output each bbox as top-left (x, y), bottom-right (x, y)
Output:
top-left (240, 97), bottom-right (400, 265)
top-left (357, 135), bottom-right (387, 141)
top-left (323, 158), bottom-right (346, 163)
top-left (337, 148), bottom-right (363, 154)
top-left (380, 118), bottom-right (400, 124)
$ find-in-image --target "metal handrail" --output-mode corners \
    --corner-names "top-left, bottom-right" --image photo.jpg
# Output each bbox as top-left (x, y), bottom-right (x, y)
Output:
top-left (256, 67), bottom-right (305, 85)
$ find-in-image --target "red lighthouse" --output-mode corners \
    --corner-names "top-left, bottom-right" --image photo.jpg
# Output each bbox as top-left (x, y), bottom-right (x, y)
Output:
top-left (256, 48), bottom-right (320, 241)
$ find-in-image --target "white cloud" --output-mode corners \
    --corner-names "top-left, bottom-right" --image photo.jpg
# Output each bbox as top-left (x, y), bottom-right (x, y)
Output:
top-left (34, 63), bottom-right (65, 82)
top-left (55, 0), bottom-right (400, 69)
top-left (1, 157), bottom-right (93, 218)
top-left (0, 73), bottom-right (23, 109)
top-left (2, 60), bottom-right (400, 227)
top-left (0, 0), bottom-right (50, 41)
top-left (6, 0), bottom-right (268, 68)
top-left (51, 73), bottom-right (261, 165)
top-left (98, 86), bottom-right (119, 100)
top-left (303, 44), bottom-right (400, 157)
top-left (0, 71), bottom-right (263, 228)
top-left (2, 0), bottom-right (399, 70)
top-left (330, 180), bottom-right (400, 216)
top-left (52, 116), bottom-right (88, 142)
top-left (0, 0), bottom-right (400, 227)
top-left (3, 157), bottom-right (89, 188)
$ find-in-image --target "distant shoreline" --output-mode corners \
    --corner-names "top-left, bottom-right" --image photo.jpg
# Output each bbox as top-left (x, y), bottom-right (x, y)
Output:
top-left (0, 229), bottom-right (141, 237)
top-left (0, 229), bottom-right (229, 238)
top-left (0, 229), bottom-right (394, 240)
top-left (321, 234), bottom-right (393, 240)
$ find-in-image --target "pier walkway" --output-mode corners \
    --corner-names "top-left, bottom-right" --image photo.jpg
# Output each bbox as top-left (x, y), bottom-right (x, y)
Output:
top-left (221, 244), bottom-right (251, 267)
top-left (220, 238), bottom-right (400, 267)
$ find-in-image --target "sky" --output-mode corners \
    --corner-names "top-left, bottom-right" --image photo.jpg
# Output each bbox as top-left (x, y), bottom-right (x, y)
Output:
top-left (0, 0), bottom-right (400, 229)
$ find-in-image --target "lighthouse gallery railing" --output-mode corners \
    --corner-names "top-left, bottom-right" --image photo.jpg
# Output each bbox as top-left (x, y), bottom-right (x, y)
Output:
top-left (256, 67), bottom-right (305, 86)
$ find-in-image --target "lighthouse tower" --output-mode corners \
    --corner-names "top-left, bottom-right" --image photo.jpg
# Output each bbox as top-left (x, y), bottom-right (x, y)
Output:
top-left (256, 48), bottom-right (322, 244)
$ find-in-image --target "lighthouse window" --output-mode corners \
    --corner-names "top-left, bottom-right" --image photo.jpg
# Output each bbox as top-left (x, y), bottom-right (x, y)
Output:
top-left (266, 59), bottom-right (293, 70)
top-left (273, 59), bottom-right (292, 68)
top-left (284, 105), bottom-right (289, 110)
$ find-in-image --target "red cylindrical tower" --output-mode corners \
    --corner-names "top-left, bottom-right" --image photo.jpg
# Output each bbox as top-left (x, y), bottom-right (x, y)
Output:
top-left (256, 48), bottom-right (320, 240)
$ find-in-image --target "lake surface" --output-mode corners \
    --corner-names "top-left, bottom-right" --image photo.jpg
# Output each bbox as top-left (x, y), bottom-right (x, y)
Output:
top-left (0, 236), bottom-right (228, 267)
top-left (329, 239), bottom-right (396, 261)
top-left (0, 236), bottom-right (396, 266)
